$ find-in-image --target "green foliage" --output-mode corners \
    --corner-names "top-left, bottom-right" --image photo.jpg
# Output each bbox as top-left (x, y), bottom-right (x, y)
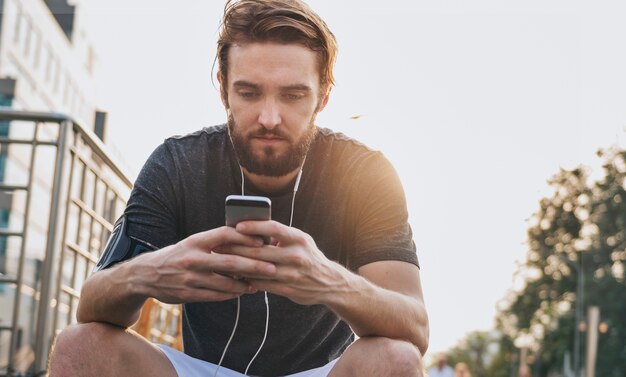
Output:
top-left (494, 148), bottom-right (626, 377)
top-left (440, 331), bottom-right (515, 377)
top-left (484, 335), bottom-right (516, 377)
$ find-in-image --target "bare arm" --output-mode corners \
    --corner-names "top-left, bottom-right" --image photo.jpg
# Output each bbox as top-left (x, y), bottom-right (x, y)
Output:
top-left (223, 221), bottom-right (429, 353)
top-left (330, 261), bottom-right (429, 353)
top-left (77, 255), bottom-right (154, 327)
top-left (77, 227), bottom-right (278, 328)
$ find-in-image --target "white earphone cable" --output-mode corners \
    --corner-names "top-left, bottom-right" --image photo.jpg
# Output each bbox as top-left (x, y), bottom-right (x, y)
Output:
top-left (212, 296), bottom-right (241, 377)
top-left (212, 164), bottom-right (246, 377)
top-left (289, 158), bottom-right (305, 228)
top-left (216, 132), bottom-right (304, 375)
top-left (244, 292), bottom-right (270, 375)
top-left (245, 165), bottom-right (303, 374)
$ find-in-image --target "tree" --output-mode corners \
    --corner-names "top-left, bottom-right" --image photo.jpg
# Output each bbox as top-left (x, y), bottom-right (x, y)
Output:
top-left (495, 148), bottom-right (626, 377)
top-left (442, 331), bottom-right (511, 377)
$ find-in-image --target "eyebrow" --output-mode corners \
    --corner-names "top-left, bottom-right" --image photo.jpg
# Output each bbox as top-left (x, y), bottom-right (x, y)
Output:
top-left (233, 80), bottom-right (260, 90)
top-left (232, 80), bottom-right (312, 92)
top-left (280, 84), bottom-right (312, 92)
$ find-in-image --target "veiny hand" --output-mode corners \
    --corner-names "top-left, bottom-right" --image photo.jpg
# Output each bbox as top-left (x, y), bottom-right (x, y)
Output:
top-left (215, 220), bottom-right (351, 306)
top-left (133, 226), bottom-right (278, 304)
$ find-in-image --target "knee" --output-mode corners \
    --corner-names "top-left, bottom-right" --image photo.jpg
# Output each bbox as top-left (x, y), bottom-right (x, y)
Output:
top-left (332, 337), bottom-right (424, 377)
top-left (377, 338), bottom-right (424, 377)
top-left (49, 322), bottom-right (124, 368)
top-left (54, 322), bottom-right (120, 352)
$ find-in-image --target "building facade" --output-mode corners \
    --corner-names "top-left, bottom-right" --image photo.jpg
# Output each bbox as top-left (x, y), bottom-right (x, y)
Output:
top-left (0, 0), bottom-right (98, 125)
top-left (0, 1), bottom-right (125, 376)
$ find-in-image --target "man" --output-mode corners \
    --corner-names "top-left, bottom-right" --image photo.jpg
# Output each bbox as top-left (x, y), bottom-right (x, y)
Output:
top-left (427, 355), bottom-right (455, 377)
top-left (48, 0), bottom-right (429, 376)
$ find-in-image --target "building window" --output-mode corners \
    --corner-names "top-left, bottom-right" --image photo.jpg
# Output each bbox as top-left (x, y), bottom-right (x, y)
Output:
top-left (13, 3), bottom-right (22, 44)
top-left (68, 84), bottom-right (75, 110)
top-left (86, 46), bottom-right (95, 75)
top-left (45, 47), bottom-right (52, 83)
top-left (53, 61), bottom-right (61, 93)
top-left (33, 30), bottom-right (42, 69)
top-left (22, 16), bottom-right (32, 58)
top-left (63, 74), bottom-right (71, 106)
top-left (0, 93), bottom-right (12, 275)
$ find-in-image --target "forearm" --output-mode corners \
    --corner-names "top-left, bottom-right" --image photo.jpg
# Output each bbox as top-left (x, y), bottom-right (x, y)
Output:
top-left (325, 271), bottom-right (429, 354)
top-left (76, 230), bottom-right (270, 327)
top-left (76, 260), bottom-right (148, 328)
top-left (222, 222), bottom-right (429, 350)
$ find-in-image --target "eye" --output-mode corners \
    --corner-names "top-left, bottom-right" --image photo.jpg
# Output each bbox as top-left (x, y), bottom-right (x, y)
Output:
top-left (285, 93), bottom-right (305, 101)
top-left (238, 91), bottom-right (258, 99)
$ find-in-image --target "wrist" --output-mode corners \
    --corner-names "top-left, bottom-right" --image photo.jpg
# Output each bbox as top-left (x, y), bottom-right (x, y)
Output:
top-left (320, 265), bottom-right (365, 310)
top-left (122, 251), bottom-right (156, 299)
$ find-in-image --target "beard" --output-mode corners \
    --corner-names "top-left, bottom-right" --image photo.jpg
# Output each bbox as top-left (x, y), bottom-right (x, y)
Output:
top-left (228, 114), bottom-right (318, 177)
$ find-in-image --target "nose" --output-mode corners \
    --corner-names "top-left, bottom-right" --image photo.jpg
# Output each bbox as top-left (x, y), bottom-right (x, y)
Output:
top-left (258, 99), bottom-right (281, 130)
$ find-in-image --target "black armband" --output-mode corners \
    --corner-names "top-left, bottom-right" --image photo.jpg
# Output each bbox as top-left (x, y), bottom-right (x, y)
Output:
top-left (93, 215), bottom-right (156, 272)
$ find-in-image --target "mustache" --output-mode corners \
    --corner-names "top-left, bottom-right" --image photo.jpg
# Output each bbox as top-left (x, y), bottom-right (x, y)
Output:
top-left (249, 127), bottom-right (291, 141)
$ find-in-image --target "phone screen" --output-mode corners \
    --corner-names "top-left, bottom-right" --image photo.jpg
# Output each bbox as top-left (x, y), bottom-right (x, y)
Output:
top-left (225, 195), bottom-right (271, 227)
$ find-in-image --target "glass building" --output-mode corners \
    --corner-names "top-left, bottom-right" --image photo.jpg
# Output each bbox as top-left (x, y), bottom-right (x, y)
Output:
top-left (0, 1), bottom-right (138, 376)
top-left (0, 2), bottom-right (182, 376)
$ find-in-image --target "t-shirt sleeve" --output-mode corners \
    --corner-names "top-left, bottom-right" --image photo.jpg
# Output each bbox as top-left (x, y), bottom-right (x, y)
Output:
top-left (123, 142), bottom-right (181, 250)
top-left (348, 152), bottom-right (419, 270)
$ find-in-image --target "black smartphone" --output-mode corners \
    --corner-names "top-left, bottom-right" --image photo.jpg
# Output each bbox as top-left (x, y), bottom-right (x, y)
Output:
top-left (225, 195), bottom-right (272, 243)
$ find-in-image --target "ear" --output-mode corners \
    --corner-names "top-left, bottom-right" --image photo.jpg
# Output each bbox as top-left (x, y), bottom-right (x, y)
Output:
top-left (217, 71), bottom-right (229, 108)
top-left (317, 87), bottom-right (331, 112)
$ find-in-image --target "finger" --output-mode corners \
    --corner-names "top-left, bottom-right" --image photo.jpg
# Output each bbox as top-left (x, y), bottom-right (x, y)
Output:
top-left (190, 272), bottom-right (253, 294)
top-left (236, 220), bottom-right (300, 245)
top-left (215, 243), bottom-right (286, 264)
top-left (179, 289), bottom-right (243, 303)
top-left (184, 226), bottom-right (263, 251)
top-left (206, 252), bottom-right (277, 277)
top-left (247, 279), bottom-right (291, 297)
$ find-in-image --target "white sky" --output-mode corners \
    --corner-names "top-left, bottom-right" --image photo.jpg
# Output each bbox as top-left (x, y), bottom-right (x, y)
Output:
top-left (79, 0), bottom-right (626, 361)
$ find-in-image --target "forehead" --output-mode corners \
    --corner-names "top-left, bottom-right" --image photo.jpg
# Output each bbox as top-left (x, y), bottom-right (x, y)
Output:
top-left (227, 42), bottom-right (320, 88)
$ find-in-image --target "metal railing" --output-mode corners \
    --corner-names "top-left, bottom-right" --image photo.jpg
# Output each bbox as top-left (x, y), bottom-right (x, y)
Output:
top-left (0, 108), bottom-right (135, 376)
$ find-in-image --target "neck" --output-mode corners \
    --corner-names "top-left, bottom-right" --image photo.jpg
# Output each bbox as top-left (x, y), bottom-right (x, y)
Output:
top-left (242, 167), bottom-right (300, 194)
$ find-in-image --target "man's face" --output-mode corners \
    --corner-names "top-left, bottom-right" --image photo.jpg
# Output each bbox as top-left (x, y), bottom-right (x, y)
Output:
top-left (223, 42), bottom-right (328, 177)
top-left (438, 356), bottom-right (448, 368)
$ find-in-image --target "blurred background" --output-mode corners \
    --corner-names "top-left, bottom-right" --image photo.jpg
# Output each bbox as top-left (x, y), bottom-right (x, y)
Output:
top-left (0, 0), bottom-right (624, 376)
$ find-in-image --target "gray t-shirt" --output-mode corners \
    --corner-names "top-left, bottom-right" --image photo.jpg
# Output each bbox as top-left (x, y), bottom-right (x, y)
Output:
top-left (123, 125), bottom-right (418, 375)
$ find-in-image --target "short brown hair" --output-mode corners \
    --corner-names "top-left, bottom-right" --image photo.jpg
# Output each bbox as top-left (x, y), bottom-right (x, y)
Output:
top-left (217, 0), bottom-right (337, 93)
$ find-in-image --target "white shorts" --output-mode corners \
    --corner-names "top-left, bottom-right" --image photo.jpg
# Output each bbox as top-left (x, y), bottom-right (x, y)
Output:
top-left (158, 345), bottom-right (339, 377)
